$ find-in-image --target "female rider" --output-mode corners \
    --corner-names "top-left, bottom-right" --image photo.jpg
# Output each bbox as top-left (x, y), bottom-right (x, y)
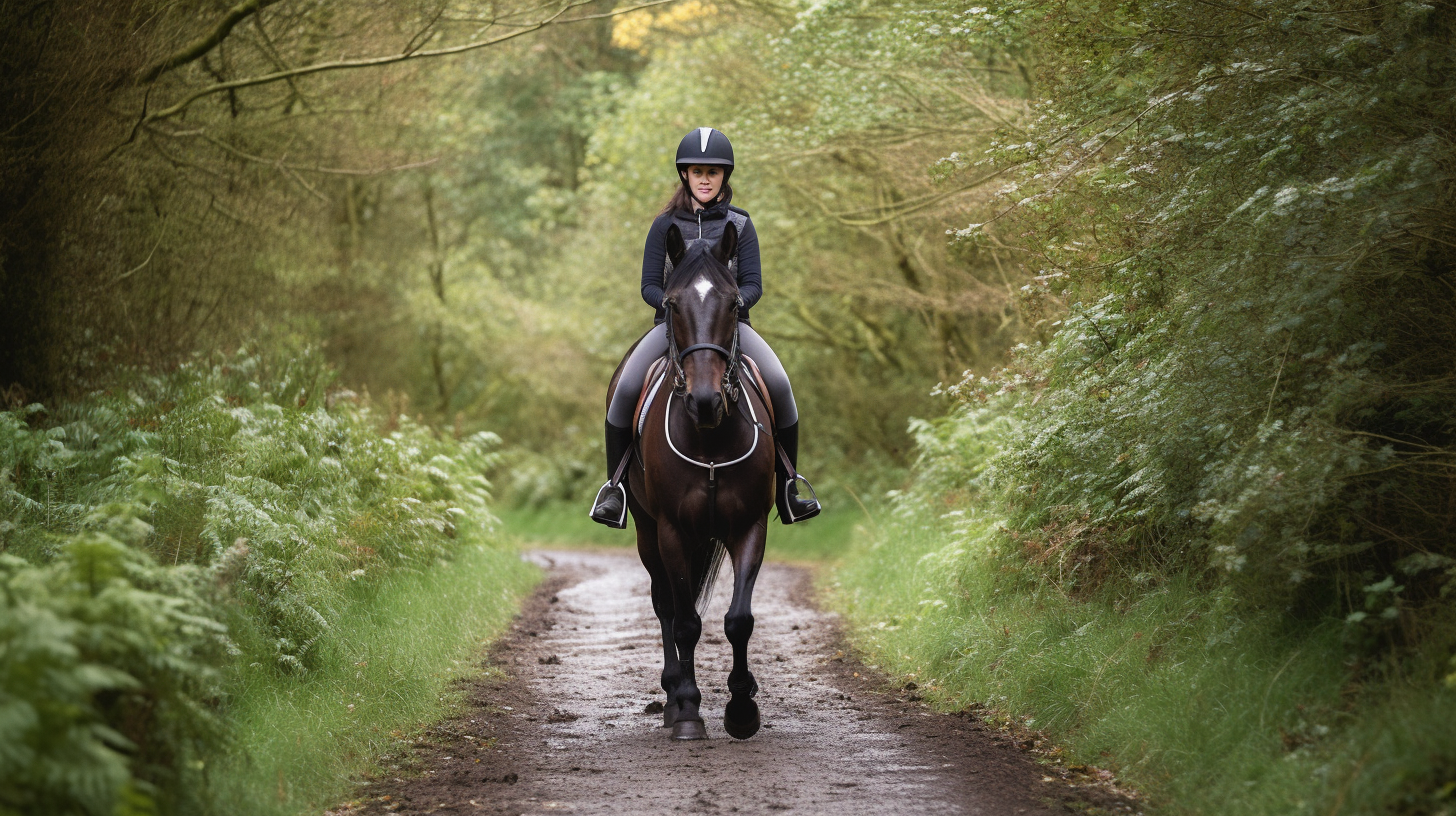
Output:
top-left (589, 127), bottom-right (820, 528)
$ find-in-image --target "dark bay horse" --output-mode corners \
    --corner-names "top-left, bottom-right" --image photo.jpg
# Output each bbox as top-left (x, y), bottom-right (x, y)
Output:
top-left (605, 222), bottom-right (775, 741)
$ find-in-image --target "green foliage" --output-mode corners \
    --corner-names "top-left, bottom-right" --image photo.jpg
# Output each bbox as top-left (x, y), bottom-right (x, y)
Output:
top-left (0, 350), bottom-right (521, 815)
top-left (1, 511), bottom-right (227, 816)
top-left (833, 7), bottom-right (1456, 809)
top-left (4, 349), bottom-right (501, 671)
top-left (836, 492), bottom-right (1456, 816)
top-left (0, 0), bottom-right (635, 400)
top-left (933, 0), bottom-right (1456, 625)
top-left (210, 542), bottom-right (536, 816)
top-left (835, 407), bottom-right (1456, 814)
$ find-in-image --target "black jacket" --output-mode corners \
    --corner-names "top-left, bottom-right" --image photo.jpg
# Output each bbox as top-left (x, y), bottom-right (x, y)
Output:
top-left (640, 194), bottom-right (762, 323)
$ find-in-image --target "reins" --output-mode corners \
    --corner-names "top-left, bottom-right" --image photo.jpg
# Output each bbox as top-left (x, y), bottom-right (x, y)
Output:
top-left (663, 374), bottom-right (767, 573)
top-left (662, 384), bottom-right (764, 473)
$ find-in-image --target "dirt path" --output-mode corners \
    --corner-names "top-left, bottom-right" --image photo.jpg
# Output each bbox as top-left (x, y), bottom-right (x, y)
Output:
top-left (345, 550), bottom-right (1136, 816)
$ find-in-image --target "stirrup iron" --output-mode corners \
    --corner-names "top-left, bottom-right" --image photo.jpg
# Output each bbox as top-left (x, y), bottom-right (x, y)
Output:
top-left (590, 480), bottom-right (628, 528)
top-left (780, 473), bottom-right (821, 524)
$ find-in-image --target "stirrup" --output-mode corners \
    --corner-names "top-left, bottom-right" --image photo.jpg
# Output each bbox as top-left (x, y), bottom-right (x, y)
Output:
top-left (780, 474), bottom-right (821, 524)
top-left (589, 480), bottom-right (628, 529)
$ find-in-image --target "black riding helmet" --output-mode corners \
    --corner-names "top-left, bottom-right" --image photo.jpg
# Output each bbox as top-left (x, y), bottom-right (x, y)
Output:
top-left (675, 127), bottom-right (734, 200)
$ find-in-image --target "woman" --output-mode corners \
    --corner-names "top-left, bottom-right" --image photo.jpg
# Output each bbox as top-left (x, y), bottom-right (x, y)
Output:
top-left (590, 127), bottom-right (820, 528)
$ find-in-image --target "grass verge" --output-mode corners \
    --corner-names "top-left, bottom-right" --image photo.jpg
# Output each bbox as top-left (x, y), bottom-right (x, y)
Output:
top-left (209, 541), bottom-right (539, 816)
top-left (832, 510), bottom-right (1456, 816)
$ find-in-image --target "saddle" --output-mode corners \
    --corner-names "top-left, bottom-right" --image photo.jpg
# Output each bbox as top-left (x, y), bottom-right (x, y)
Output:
top-left (631, 354), bottom-right (775, 443)
top-left (606, 350), bottom-right (811, 530)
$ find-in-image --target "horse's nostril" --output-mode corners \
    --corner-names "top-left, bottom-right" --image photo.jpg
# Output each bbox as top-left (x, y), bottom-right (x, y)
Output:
top-left (689, 389), bottom-right (722, 428)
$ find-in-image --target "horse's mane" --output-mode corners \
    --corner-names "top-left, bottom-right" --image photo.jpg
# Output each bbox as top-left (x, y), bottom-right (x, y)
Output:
top-left (665, 240), bottom-right (737, 294)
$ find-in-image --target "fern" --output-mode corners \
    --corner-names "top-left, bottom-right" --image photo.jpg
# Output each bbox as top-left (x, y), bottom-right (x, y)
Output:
top-left (0, 348), bottom-right (505, 815)
top-left (0, 510), bottom-right (226, 816)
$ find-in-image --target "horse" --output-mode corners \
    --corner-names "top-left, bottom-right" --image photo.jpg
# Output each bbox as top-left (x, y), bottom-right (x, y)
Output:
top-left (604, 221), bottom-right (776, 741)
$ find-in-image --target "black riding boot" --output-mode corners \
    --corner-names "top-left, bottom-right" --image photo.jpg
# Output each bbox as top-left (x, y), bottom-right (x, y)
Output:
top-left (775, 421), bottom-right (821, 524)
top-left (590, 421), bottom-right (634, 528)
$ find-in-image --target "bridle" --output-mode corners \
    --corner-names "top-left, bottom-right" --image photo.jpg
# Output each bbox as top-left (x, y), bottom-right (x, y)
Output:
top-left (663, 293), bottom-right (745, 415)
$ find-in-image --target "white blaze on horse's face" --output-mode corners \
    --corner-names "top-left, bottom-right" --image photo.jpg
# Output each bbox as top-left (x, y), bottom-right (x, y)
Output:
top-left (694, 277), bottom-right (713, 303)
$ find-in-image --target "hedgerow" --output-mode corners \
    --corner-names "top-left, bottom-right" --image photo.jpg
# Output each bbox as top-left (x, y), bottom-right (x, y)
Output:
top-left (0, 349), bottom-right (506, 816)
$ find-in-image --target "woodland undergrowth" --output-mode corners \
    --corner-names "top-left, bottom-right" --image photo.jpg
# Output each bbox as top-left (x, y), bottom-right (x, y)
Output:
top-left (836, 0), bottom-right (1456, 813)
top-left (0, 349), bottom-right (535, 816)
top-left (837, 406), bottom-right (1456, 815)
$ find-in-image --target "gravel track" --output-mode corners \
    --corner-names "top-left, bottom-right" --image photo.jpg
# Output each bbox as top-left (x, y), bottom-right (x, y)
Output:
top-left (345, 549), bottom-right (1136, 816)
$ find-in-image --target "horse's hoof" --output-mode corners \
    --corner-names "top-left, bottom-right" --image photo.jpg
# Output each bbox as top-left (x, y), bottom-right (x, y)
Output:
top-left (723, 697), bottom-right (760, 740)
top-left (662, 700), bottom-right (680, 728)
top-left (671, 719), bottom-right (707, 740)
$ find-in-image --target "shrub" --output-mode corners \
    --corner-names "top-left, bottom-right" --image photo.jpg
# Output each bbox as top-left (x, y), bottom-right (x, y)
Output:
top-left (939, 0), bottom-right (1456, 635)
top-left (0, 349), bottom-right (509, 815)
top-left (0, 509), bottom-right (227, 816)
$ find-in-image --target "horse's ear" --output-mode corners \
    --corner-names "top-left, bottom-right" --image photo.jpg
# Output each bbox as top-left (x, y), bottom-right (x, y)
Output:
top-left (712, 221), bottom-right (738, 266)
top-left (665, 223), bottom-right (687, 267)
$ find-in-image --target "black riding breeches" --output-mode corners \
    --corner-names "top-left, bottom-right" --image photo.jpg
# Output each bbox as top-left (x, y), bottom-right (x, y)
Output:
top-left (606, 322), bottom-right (798, 429)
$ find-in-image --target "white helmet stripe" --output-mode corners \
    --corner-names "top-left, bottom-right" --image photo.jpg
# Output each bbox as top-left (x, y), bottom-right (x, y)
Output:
top-left (699, 127), bottom-right (712, 153)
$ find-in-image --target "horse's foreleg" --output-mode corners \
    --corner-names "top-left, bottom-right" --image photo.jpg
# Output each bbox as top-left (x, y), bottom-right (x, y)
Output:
top-left (722, 517), bottom-right (766, 740)
top-left (658, 523), bottom-right (706, 740)
top-left (634, 501), bottom-right (682, 727)
top-left (651, 576), bottom-right (683, 727)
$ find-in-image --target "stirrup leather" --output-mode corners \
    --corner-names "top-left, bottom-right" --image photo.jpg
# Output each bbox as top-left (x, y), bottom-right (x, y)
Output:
top-left (590, 480), bottom-right (628, 528)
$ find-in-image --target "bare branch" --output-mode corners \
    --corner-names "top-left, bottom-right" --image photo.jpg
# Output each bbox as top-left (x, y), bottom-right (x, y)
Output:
top-left (280, 160), bottom-right (328, 202)
top-left (125, 0), bottom-right (678, 130)
top-left (136, 0), bottom-right (286, 84)
top-left (402, 3), bottom-right (450, 56)
top-left (171, 128), bottom-right (440, 176)
top-left (823, 169), bottom-right (1015, 227)
top-left (104, 84), bottom-right (158, 162)
top-left (248, 13), bottom-right (316, 113)
top-left (113, 218), bottom-right (170, 285)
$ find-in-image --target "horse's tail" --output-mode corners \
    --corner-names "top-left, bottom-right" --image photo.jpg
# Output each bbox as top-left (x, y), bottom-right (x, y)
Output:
top-left (693, 537), bottom-right (728, 617)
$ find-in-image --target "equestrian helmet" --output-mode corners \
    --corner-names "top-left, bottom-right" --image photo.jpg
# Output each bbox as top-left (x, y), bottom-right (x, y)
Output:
top-left (675, 127), bottom-right (735, 180)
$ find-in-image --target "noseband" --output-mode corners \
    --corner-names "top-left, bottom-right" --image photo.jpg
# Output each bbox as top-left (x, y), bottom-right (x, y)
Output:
top-left (664, 295), bottom-right (744, 414)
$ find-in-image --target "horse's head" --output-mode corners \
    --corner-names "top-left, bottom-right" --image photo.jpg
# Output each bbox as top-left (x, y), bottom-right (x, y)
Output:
top-left (662, 221), bottom-right (740, 430)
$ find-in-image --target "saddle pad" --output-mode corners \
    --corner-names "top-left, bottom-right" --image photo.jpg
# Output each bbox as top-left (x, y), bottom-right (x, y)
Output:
top-left (740, 354), bottom-right (775, 430)
top-left (634, 356), bottom-right (671, 437)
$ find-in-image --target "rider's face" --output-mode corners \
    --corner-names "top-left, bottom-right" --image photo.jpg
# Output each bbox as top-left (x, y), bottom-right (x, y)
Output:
top-left (683, 165), bottom-right (724, 206)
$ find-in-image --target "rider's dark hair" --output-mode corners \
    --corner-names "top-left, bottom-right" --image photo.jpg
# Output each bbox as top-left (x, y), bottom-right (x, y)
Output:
top-left (660, 171), bottom-right (732, 215)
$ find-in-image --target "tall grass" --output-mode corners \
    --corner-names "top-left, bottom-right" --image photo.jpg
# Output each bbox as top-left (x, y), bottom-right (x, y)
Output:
top-left (212, 541), bottom-right (536, 815)
top-left (833, 480), bottom-right (1456, 815)
top-left (496, 501), bottom-right (630, 549)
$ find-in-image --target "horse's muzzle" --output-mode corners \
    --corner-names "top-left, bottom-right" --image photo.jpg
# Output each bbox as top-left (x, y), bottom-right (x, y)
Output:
top-left (687, 385), bottom-right (725, 430)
